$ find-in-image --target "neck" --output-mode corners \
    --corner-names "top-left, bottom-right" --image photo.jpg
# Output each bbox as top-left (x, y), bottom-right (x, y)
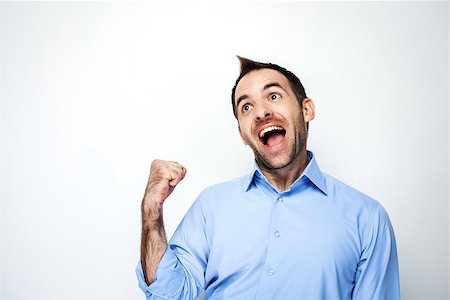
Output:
top-left (257, 150), bottom-right (309, 192)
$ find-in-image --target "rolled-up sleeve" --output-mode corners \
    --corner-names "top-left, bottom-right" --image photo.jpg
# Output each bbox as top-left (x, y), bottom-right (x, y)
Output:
top-left (136, 193), bottom-right (209, 300)
top-left (352, 203), bottom-right (400, 299)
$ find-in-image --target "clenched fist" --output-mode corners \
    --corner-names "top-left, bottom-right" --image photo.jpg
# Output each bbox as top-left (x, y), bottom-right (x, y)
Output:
top-left (142, 159), bottom-right (187, 211)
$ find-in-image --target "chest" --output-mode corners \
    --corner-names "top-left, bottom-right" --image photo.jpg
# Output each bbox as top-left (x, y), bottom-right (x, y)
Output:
top-left (205, 196), bottom-right (361, 288)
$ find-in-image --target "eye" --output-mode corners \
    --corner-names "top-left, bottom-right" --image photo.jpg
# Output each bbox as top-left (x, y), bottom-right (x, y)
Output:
top-left (242, 103), bottom-right (253, 113)
top-left (269, 93), bottom-right (281, 101)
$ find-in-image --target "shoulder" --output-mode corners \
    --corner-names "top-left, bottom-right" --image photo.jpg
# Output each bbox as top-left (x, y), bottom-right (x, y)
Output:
top-left (323, 173), bottom-right (393, 235)
top-left (322, 173), bottom-right (393, 227)
top-left (323, 173), bottom-right (380, 211)
top-left (189, 173), bottom-right (250, 211)
top-left (189, 174), bottom-right (250, 221)
top-left (197, 173), bottom-right (250, 199)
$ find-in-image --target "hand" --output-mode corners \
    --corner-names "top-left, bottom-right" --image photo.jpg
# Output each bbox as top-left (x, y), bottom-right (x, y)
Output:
top-left (143, 159), bottom-right (187, 209)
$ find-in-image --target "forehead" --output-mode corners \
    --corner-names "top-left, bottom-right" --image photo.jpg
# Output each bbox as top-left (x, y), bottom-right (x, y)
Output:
top-left (235, 68), bottom-right (291, 98)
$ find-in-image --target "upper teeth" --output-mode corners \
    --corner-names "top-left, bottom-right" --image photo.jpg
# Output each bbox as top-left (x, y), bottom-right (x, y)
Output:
top-left (259, 126), bottom-right (284, 138)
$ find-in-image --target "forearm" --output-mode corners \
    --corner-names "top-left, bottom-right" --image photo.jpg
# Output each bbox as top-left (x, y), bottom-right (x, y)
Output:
top-left (136, 188), bottom-right (208, 300)
top-left (141, 201), bottom-right (167, 285)
top-left (139, 159), bottom-right (187, 287)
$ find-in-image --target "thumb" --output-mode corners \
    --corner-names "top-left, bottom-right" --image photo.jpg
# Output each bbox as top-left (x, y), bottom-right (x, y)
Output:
top-left (168, 167), bottom-right (187, 187)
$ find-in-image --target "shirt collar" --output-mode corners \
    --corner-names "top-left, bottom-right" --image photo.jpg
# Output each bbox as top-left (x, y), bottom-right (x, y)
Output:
top-left (243, 150), bottom-right (328, 195)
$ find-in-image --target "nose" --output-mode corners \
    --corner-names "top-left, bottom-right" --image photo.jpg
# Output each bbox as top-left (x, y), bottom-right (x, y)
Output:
top-left (254, 101), bottom-right (273, 121)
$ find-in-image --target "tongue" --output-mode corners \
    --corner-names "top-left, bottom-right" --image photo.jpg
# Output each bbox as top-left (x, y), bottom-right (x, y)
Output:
top-left (267, 133), bottom-right (284, 147)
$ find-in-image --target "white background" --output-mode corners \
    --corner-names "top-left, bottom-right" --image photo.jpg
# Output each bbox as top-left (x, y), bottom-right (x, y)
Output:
top-left (0, 2), bottom-right (448, 299)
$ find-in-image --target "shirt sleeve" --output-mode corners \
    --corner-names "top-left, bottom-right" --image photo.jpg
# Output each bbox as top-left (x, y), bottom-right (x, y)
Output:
top-left (352, 203), bottom-right (400, 300)
top-left (135, 193), bottom-right (209, 300)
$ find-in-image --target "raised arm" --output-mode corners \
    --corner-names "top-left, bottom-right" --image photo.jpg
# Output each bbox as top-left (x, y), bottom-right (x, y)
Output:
top-left (140, 159), bottom-right (186, 285)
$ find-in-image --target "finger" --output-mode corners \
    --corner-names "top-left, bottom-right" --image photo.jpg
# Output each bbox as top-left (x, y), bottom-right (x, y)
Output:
top-left (168, 172), bottom-right (184, 187)
top-left (169, 162), bottom-right (186, 176)
top-left (166, 166), bottom-right (186, 187)
top-left (181, 167), bottom-right (187, 179)
top-left (150, 160), bottom-right (185, 187)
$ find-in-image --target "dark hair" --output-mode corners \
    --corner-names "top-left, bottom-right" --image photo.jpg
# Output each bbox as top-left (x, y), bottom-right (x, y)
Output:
top-left (231, 56), bottom-right (307, 119)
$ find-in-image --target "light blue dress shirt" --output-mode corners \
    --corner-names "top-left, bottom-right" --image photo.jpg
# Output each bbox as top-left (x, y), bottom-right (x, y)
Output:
top-left (136, 151), bottom-right (400, 299)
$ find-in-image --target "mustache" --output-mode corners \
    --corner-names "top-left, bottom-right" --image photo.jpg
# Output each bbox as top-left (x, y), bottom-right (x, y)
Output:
top-left (254, 116), bottom-right (285, 127)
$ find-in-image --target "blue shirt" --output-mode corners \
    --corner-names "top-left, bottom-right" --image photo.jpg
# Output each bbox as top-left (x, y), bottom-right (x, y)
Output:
top-left (136, 151), bottom-right (400, 299)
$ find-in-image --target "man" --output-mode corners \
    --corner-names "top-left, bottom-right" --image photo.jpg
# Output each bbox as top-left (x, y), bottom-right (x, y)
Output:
top-left (136, 57), bottom-right (400, 299)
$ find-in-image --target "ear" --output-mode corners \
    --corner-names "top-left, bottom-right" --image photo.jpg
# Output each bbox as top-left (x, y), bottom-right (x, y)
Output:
top-left (301, 98), bottom-right (315, 123)
top-left (238, 126), bottom-right (248, 145)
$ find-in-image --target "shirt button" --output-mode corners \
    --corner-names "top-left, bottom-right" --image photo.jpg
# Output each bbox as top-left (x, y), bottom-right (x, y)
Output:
top-left (278, 196), bottom-right (284, 202)
top-left (267, 268), bottom-right (274, 276)
top-left (274, 231), bottom-right (280, 238)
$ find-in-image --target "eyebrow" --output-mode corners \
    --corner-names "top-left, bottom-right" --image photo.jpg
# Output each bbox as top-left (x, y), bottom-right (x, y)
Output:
top-left (263, 82), bottom-right (287, 93)
top-left (236, 82), bottom-right (287, 109)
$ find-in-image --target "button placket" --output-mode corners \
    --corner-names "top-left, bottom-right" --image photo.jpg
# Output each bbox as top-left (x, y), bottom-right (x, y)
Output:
top-left (263, 195), bottom-right (286, 277)
top-left (273, 194), bottom-right (283, 239)
top-left (254, 194), bottom-right (286, 298)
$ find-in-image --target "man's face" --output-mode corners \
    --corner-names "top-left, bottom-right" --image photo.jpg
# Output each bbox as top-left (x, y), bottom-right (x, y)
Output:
top-left (234, 68), bottom-right (314, 170)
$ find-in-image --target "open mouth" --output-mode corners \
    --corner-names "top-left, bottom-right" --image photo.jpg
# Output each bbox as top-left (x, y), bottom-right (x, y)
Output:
top-left (259, 126), bottom-right (286, 147)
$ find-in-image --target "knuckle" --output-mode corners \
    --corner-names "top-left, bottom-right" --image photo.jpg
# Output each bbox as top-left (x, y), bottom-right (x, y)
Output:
top-left (150, 159), bottom-right (184, 181)
top-left (151, 159), bottom-right (161, 169)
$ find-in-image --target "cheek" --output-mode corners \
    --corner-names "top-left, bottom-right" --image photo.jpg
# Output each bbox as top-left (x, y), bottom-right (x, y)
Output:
top-left (240, 133), bottom-right (250, 146)
top-left (278, 106), bottom-right (297, 122)
top-left (241, 128), bottom-right (252, 141)
top-left (238, 123), bottom-right (250, 143)
top-left (241, 127), bottom-right (256, 145)
top-left (239, 119), bottom-right (251, 132)
top-left (287, 115), bottom-right (304, 135)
